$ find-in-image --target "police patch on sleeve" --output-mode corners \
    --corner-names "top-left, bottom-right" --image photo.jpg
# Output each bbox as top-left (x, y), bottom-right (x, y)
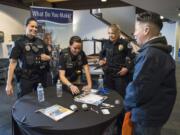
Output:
top-left (118, 44), bottom-right (124, 51)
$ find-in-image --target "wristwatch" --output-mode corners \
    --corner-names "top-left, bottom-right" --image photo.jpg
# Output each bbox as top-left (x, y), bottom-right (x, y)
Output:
top-left (67, 83), bottom-right (72, 88)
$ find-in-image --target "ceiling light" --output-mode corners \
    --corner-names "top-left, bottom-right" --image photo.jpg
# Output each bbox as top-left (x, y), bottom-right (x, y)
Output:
top-left (160, 16), bottom-right (164, 19)
top-left (178, 13), bottom-right (180, 17)
top-left (101, 0), bottom-right (107, 2)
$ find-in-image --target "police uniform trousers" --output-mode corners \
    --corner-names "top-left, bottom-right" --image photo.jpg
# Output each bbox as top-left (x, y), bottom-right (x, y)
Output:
top-left (17, 73), bottom-right (47, 98)
top-left (104, 72), bottom-right (128, 135)
top-left (104, 72), bottom-right (128, 98)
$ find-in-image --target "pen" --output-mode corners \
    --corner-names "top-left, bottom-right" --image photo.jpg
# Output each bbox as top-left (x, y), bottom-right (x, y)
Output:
top-left (100, 106), bottom-right (111, 109)
top-left (90, 107), bottom-right (99, 114)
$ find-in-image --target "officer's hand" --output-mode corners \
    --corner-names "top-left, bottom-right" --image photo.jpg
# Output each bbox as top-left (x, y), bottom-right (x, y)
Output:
top-left (70, 85), bottom-right (80, 95)
top-left (99, 60), bottom-right (106, 66)
top-left (40, 54), bottom-right (51, 61)
top-left (118, 67), bottom-right (128, 76)
top-left (82, 85), bottom-right (91, 94)
top-left (5, 83), bottom-right (14, 96)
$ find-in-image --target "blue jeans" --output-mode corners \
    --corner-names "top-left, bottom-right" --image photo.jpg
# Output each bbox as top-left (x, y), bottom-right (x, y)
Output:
top-left (133, 123), bottom-right (162, 135)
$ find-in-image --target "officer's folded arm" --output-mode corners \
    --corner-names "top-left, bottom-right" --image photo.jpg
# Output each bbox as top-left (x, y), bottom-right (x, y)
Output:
top-left (59, 69), bottom-right (80, 95)
top-left (118, 67), bottom-right (129, 76)
top-left (40, 54), bottom-right (51, 61)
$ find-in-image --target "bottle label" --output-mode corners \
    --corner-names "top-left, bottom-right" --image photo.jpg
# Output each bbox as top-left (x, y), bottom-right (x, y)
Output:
top-left (56, 84), bottom-right (62, 97)
top-left (37, 87), bottom-right (45, 102)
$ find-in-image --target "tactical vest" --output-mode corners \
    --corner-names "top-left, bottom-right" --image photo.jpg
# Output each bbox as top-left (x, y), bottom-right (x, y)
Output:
top-left (21, 37), bottom-right (48, 70)
top-left (61, 48), bottom-right (84, 81)
top-left (62, 48), bottom-right (83, 71)
top-left (14, 36), bottom-right (49, 80)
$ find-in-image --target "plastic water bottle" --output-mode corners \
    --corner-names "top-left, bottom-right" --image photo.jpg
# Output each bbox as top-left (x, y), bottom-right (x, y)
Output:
top-left (98, 74), bottom-right (104, 91)
top-left (56, 79), bottom-right (62, 97)
top-left (37, 83), bottom-right (45, 102)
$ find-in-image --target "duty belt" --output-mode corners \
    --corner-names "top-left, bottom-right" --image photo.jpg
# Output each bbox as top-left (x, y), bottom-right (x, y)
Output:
top-left (20, 68), bottom-right (43, 79)
top-left (104, 65), bottom-right (126, 77)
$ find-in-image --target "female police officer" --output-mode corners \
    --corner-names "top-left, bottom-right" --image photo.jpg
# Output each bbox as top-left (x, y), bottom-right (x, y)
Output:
top-left (99, 24), bottom-right (133, 97)
top-left (99, 24), bottom-right (134, 135)
top-left (59, 36), bottom-right (92, 95)
top-left (6, 17), bottom-right (51, 97)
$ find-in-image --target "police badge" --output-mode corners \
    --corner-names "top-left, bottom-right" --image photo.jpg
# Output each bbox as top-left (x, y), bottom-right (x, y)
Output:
top-left (25, 44), bottom-right (31, 51)
top-left (118, 44), bottom-right (124, 51)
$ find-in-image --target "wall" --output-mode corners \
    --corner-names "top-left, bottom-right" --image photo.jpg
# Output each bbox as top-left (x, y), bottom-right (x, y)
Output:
top-left (161, 22), bottom-right (176, 58)
top-left (175, 22), bottom-right (180, 60)
top-left (160, 21), bottom-right (180, 60)
top-left (73, 10), bottom-right (108, 55)
top-left (0, 4), bottom-right (29, 58)
top-left (101, 6), bottom-right (136, 35)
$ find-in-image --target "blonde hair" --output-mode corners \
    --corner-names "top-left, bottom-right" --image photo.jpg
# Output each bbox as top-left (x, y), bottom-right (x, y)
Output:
top-left (109, 24), bottom-right (121, 34)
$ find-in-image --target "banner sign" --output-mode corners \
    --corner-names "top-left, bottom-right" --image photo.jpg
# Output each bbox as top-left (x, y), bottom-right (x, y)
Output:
top-left (30, 6), bottom-right (73, 24)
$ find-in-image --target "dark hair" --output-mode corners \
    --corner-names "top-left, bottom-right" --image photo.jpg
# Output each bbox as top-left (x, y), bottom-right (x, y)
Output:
top-left (137, 12), bottom-right (163, 30)
top-left (69, 36), bottom-right (82, 45)
top-left (25, 17), bottom-right (37, 26)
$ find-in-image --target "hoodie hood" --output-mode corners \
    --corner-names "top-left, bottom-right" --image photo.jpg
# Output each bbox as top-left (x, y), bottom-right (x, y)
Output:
top-left (139, 36), bottom-right (172, 54)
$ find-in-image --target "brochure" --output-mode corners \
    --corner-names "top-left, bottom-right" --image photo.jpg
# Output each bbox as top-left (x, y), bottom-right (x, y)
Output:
top-left (74, 93), bottom-right (107, 106)
top-left (38, 104), bottom-right (74, 121)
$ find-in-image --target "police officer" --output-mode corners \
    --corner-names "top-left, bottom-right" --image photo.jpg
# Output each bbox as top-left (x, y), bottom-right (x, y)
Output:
top-left (99, 24), bottom-right (134, 135)
top-left (59, 36), bottom-right (92, 95)
top-left (99, 24), bottom-right (133, 97)
top-left (43, 33), bottom-right (54, 86)
top-left (6, 17), bottom-right (51, 97)
top-left (43, 33), bottom-right (60, 85)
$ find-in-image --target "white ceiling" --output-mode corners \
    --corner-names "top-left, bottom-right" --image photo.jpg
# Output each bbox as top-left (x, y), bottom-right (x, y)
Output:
top-left (121, 0), bottom-right (180, 22)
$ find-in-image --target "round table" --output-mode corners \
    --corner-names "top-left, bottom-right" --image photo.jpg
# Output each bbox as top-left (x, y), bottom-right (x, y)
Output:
top-left (12, 86), bottom-right (123, 135)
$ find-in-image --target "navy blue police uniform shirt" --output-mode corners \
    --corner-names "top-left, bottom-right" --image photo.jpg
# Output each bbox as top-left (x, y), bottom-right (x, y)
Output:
top-left (10, 35), bottom-right (50, 70)
top-left (99, 38), bottom-right (133, 71)
top-left (59, 48), bottom-right (88, 81)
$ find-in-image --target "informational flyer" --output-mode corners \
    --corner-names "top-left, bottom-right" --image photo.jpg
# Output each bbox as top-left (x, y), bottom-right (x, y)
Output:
top-left (38, 104), bottom-right (74, 121)
top-left (74, 93), bottom-right (107, 106)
